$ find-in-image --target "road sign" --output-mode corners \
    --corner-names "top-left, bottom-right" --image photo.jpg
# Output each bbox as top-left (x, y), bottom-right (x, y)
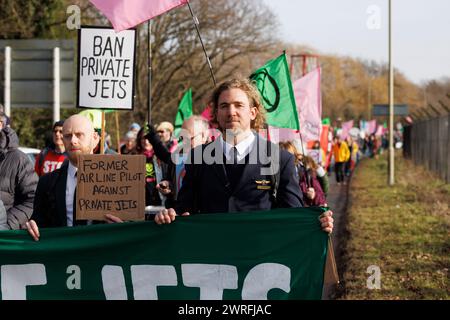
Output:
top-left (372, 104), bottom-right (408, 116)
top-left (1, 39), bottom-right (75, 109)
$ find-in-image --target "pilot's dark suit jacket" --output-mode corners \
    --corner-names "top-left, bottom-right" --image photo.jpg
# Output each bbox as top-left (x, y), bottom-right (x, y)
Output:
top-left (175, 134), bottom-right (304, 214)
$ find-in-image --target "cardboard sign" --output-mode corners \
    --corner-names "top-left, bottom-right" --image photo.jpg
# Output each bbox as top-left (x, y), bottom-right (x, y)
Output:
top-left (77, 26), bottom-right (136, 110)
top-left (76, 154), bottom-right (145, 221)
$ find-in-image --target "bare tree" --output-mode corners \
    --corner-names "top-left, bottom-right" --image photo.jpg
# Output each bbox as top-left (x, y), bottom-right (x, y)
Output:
top-left (134, 0), bottom-right (281, 124)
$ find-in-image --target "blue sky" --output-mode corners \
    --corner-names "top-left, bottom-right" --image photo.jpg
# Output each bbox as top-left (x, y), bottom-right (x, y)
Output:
top-left (262, 0), bottom-right (450, 84)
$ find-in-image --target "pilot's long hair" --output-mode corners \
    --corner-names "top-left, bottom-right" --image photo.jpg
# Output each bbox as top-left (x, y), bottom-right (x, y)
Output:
top-left (209, 78), bottom-right (266, 131)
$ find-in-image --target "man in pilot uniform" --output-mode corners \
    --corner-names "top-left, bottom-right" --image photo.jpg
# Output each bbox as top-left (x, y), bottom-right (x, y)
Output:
top-left (155, 78), bottom-right (333, 233)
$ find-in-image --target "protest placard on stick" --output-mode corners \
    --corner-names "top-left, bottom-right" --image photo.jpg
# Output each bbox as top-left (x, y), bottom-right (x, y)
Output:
top-left (77, 26), bottom-right (136, 110)
top-left (76, 154), bottom-right (145, 221)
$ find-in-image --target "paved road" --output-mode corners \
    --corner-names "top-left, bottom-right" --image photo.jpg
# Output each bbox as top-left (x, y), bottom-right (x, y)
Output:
top-left (322, 172), bottom-right (351, 300)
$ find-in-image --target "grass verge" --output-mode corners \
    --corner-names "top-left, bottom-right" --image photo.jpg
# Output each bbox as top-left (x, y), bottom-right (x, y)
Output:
top-left (339, 152), bottom-right (449, 300)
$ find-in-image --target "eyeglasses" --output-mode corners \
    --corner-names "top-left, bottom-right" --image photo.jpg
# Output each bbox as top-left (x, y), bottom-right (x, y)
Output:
top-left (179, 133), bottom-right (202, 143)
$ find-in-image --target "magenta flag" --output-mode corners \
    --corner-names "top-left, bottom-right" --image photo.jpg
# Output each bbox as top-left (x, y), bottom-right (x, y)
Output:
top-left (201, 105), bottom-right (213, 122)
top-left (293, 68), bottom-right (322, 143)
top-left (90, 0), bottom-right (189, 32)
top-left (200, 106), bottom-right (221, 141)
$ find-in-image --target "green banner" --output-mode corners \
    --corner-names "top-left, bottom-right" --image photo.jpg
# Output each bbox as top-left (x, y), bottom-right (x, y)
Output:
top-left (174, 88), bottom-right (193, 137)
top-left (250, 53), bottom-right (300, 130)
top-left (0, 208), bottom-right (328, 300)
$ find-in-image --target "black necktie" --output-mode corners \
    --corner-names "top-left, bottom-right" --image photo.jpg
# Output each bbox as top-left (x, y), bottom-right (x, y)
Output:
top-left (230, 147), bottom-right (239, 164)
top-left (225, 147), bottom-right (243, 192)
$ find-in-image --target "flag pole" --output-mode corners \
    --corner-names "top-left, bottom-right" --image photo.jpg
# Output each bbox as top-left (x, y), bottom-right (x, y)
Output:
top-left (187, 1), bottom-right (217, 87)
top-left (147, 20), bottom-right (152, 124)
top-left (100, 111), bottom-right (105, 154)
top-left (115, 111), bottom-right (121, 154)
top-left (287, 51), bottom-right (307, 158)
top-left (297, 131), bottom-right (306, 158)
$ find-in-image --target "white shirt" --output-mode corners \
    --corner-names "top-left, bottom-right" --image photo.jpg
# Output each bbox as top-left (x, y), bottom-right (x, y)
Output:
top-left (65, 161), bottom-right (78, 227)
top-left (219, 132), bottom-right (255, 162)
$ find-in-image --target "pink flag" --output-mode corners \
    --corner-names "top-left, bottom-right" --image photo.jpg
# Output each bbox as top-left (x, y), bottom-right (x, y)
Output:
top-left (268, 68), bottom-right (321, 144)
top-left (90, 0), bottom-right (189, 32)
top-left (375, 125), bottom-right (384, 136)
top-left (267, 126), bottom-right (298, 143)
top-left (366, 120), bottom-right (377, 135)
top-left (293, 68), bottom-right (322, 143)
top-left (340, 120), bottom-right (354, 140)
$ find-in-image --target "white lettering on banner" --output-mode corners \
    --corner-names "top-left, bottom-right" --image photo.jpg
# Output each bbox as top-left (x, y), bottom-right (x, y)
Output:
top-left (181, 264), bottom-right (238, 300)
top-left (101, 265), bottom-right (128, 300)
top-left (1, 264), bottom-right (47, 300)
top-left (0, 263), bottom-right (292, 300)
top-left (241, 263), bottom-right (291, 300)
top-left (66, 265), bottom-right (81, 290)
top-left (100, 263), bottom-right (291, 300)
top-left (131, 265), bottom-right (178, 300)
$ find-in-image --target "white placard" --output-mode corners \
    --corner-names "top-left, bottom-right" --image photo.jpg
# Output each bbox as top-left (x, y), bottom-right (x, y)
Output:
top-left (77, 27), bottom-right (136, 110)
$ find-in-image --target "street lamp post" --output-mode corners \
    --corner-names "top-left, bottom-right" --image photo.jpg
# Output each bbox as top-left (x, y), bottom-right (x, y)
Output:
top-left (388, 0), bottom-right (395, 186)
top-left (368, 78), bottom-right (372, 120)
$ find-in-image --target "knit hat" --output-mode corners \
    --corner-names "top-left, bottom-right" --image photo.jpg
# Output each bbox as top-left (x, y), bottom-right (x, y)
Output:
top-left (130, 123), bottom-right (141, 131)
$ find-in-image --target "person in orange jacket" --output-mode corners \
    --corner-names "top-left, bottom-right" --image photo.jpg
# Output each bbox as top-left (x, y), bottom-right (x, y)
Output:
top-left (332, 136), bottom-right (350, 185)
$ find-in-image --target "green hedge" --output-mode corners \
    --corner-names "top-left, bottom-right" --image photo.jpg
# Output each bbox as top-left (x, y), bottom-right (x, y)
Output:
top-left (10, 108), bottom-right (78, 149)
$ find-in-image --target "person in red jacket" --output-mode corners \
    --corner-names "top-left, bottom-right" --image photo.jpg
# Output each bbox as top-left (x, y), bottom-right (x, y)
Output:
top-left (35, 120), bottom-right (68, 177)
top-left (300, 155), bottom-right (327, 207)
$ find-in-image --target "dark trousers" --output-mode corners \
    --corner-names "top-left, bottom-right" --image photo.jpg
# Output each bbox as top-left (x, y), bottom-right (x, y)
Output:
top-left (344, 160), bottom-right (352, 176)
top-left (335, 162), bottom-right (345, 183)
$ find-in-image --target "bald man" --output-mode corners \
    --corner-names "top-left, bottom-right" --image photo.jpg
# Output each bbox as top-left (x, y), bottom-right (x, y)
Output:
top-left (145, 116), bottom-right (210, 207)
top-left (26, 115), bottom-right (119, 241)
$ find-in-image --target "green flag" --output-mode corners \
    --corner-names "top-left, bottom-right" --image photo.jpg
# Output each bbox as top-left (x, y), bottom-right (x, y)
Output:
top-left (322, 118), bottom-right (331, 126)
top-left (250, 53), bottom-right (300, 130)
top-left (78, 109), bottom-right (115, 130)
top-left (0, 208), bottom-right (328, 300)
top-left (174, 88), bottom-right (193, 137)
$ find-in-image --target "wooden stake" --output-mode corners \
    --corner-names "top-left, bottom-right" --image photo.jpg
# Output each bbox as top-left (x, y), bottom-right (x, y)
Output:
top-left (115, 111), bottom-right (121, 154)
top-left (100, 111), bottom-right (105, 154)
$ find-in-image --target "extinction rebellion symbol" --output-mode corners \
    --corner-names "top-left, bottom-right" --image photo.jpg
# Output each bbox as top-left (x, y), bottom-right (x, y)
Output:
top-left (250, 69), bottom-right (280, 113)
top-left (175, 109), bottom-right (184, 130)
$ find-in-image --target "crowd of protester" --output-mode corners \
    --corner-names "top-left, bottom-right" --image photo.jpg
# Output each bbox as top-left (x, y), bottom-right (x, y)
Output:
top-left (0, 79), bottom-right (402, 239)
